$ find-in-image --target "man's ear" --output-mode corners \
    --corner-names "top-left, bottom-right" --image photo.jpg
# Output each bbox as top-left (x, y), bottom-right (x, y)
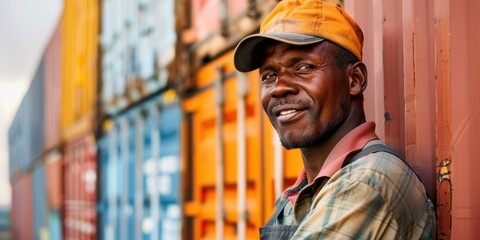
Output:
top-left (349, 62), bottom-right (367, 96)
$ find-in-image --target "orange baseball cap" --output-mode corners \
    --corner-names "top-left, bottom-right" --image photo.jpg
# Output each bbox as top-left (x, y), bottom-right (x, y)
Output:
top-left (234, 0), bottom-right (364, 72)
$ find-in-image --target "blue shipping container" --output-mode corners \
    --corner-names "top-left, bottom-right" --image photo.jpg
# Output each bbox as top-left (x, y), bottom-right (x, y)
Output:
top-left (97, 92), bottom-right (182, 240)
top-left (8, 58), bottom-right (45, 177)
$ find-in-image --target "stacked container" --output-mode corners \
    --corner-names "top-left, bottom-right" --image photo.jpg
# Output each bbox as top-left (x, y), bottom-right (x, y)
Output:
top-left (97, 92), bottom-right (182, 240)
top-left (8, 59), bottom-right (45, 240)
top-left (98, 0), bottom-right (181, 239)
top-left (60, 0), bottom-right (99, 238)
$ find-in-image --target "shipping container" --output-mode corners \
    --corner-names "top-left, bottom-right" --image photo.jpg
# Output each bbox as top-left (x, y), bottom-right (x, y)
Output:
top-left (61, 0), bottom-right (99, 142)
top-left (100, 0), bottom-right (177, 115)
top-left (63, 134), bottom-right (97, 240)
top-left (32, 164), bottom-right (49, 240)
top-left (44, 20), bottom-right (62, 152)
top-left (10, 173), bottom-right (33, 240)
top-left (97, 91), bottom-right (182, 240)
top-left (8, 59), bottom-right (45, 178)
top-left (345, 0), bottom-right (480, 238)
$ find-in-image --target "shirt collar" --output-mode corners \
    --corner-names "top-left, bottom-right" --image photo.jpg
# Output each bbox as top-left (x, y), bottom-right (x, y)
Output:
top-left (284, 121), bottom-right (379, 197)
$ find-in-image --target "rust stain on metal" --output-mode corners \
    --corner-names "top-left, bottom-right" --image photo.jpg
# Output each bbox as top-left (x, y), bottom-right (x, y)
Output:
top-left (437, 159), bottom-right (451, 182)
top-left (434, 0), bottom-right (452, 238)
top-left (436, 158), bottom-right (452, 240)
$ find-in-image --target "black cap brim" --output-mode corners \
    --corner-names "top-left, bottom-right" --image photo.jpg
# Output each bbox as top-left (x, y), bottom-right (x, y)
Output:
top-left (233, 32), bottom-right (324, 72)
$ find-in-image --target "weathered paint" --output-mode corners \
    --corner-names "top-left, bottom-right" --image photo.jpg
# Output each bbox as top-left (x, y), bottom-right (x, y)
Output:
top-left (434, 0), bottom-right (452, 238)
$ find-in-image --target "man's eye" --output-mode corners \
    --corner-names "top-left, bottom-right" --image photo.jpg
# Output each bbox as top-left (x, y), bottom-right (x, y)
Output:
top-left (261, 72), bottom-right (277, 83)
top-left (296, 64), bottom-right (316, 72)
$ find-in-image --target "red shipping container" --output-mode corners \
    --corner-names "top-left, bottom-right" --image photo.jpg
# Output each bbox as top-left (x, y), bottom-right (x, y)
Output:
top-left (44, 21), bottom-right (62, 152)
top-left (10, 173), bottom-right (33, 240)
top-left (63, 134), bottom-right (97, 240)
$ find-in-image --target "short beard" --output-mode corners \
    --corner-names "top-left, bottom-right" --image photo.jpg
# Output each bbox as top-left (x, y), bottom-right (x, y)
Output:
top-left (278, 100), bottom-right (348, 149)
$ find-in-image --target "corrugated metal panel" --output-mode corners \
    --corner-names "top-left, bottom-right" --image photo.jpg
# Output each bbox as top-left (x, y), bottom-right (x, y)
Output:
top-left (346, 0), bottom-right (480, 237)
top-left (344, 0), bottom-right (438, 199)
top-left (98, 92), bottom-right (182, 240)
top-left (44, 21), bottom-right (62, 151)
top-left (63, 134), bottom-right (97, 240)
top-left (32, 164), bottom-right (49, 240)
top-left (143, 95), bottom-right (182, 240)
top-left (97, 124), bottom-right (122, 240)
top-left (449, 0), bottom-right (480, 238)
top-left (61, 0), bottom-right (99, 142)
top-left (10, 173), bottom-right (33, 240)
top-left (8, 59), bottom-right (45, 178)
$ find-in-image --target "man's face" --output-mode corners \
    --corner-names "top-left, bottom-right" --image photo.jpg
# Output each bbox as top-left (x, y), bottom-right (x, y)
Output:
top-left (259, 41), bottom-right (351, 149)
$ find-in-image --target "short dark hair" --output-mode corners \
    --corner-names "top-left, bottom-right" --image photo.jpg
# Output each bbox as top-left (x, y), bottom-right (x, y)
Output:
top-left (333, 45), bottom-right (359, 68)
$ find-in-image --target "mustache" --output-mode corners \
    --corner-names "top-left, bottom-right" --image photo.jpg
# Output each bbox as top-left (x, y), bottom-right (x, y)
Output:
top-left (268, 98), bottom-right (309, 111)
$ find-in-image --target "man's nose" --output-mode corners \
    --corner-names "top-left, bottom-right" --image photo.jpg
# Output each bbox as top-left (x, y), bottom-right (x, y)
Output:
top-left (269, 73), bottom-right (298, 98)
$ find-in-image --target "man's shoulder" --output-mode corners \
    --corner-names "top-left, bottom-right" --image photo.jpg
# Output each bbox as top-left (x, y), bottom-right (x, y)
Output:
top-left (335, 149), bottom-right (419, 193)
top-left (326, 148), bottom-right (433, 223)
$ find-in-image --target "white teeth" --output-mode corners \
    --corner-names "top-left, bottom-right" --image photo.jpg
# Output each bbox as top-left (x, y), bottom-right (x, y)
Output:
top-left (280, 109), bottom-right (296, 115)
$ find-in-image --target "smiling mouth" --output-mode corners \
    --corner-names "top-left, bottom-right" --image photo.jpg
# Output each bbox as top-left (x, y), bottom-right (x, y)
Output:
top-left (275, 108), bottom-right (306, 124)
top-left (280, 109), bottom-right (297, 116)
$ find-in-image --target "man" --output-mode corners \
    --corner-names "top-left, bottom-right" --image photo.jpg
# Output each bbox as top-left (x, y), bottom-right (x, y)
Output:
top-left (233, 0), bottom-right (437, 239)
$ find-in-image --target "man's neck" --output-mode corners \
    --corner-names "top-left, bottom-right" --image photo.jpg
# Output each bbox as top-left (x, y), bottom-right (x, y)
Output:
top-left (300, 108), bottom-right (366, 184)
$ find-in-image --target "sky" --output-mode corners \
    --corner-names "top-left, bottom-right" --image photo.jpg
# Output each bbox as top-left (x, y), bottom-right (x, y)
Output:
top-left (0, 0), bottom-right (62, 207)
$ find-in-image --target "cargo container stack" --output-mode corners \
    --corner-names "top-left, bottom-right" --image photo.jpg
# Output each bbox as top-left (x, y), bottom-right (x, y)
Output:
top-left (8, 57), bottom-right (46, 240)
top-left (60, 0), bottom-right (100, 239)
top-left (97, 0), bottom-right (182, 239)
